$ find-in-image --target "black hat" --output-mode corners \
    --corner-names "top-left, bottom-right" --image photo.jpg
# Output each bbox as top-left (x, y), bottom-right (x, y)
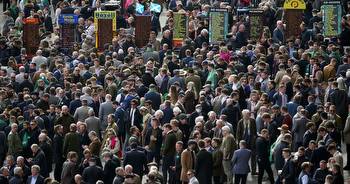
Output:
top-left (188, 140), bottom-right (197, 145)
top-left (178, 113), bottom-right (187, 120)
top-left (89, 157), bottom-right (96, 162)
top-left (27, 104), bottom-right (36, 109)
top-left (178, 92), bottom-right (185, 97)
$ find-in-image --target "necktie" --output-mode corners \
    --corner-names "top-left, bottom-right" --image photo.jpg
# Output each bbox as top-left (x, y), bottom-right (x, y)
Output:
top-left (130, 108), bottom-right (135, 126)
top-left (244, 123), bottom-right (250, 143)
top-left (191, 150), bottom-right (195, 169)
top-left (281, 94), bottom-right (286, 106)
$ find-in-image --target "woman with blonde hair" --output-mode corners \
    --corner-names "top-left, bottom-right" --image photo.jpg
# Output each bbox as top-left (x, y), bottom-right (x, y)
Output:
top-left (102, 114), bottom-right (118, 147)
top-left (140, 106), bottom-right (152, 145)
top-left (102, 129), bottom-right (121, 158)
top-left (169, 85), bottom-right (179, 105)
top-left (183, 82), bottom-right (197, 113)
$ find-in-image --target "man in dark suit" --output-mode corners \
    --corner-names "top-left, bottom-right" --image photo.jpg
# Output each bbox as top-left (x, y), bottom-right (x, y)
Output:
top-left (235, 24), bottom-right (248, 48)
top-left (82, 157), bottom-right (103, 183)
top-left (144, 84), bottom-right (162, 110)
top-left (188, 105), bottom-right (202, 130)
top-left (273, 85), bottom-right (288, 108)
top-left (273, 134), bottom-right (292, 171)
top-left (162, 123), bottom-right (177, 183)
top-left (305, 95), bottom-right (317, 119)
top-left (26, 165), bottom-right (44, 184)
top-left (126, 99), bottom-right (142, 132)
top-left (102, 151), bottom-right (120, 184)
top-left (256, 129), bottom-right (274, 184)
top-left (29, 144), bottom-right (48, 178)
top-left (151, 13), bottom-right (161, 35)
top-left (161, 101), bottom-right (174, 125)
top-left (195, 140), bottom-right (213, 184)
top-left (16, 156), bottom-right (30, 182)
top-left (279, 148), bottom-right (296, 184)
top-left (272, 20), bottom-right (284, 44)
top-left (0, 166), bottom-right (10, 183)
top-left (336, 56), bottom-right (350, 76)
top-left (312, 160), bottom-right (330, 184)
top-left (221, 98), bottom-right (241, 133)
top-left (53, 125), bottom-right (64, 182)
top-left (211, 137), bottom-right (223, 184)
top-left (236, 109), bottom-right (257, 174)
top-left (310, 141), bottom-right (331, 168)
top-left (114, 101), bottom-right (127, 141)
top-left (144, 118), bottom-right (163, 165)
top-left (232, 140), bottom-right (251, 184)
top-left (43, 8), bottom-right (53, 32)
top-left (9, 167), bottom-right (24, 184)
top-left (329, 81), bottom-right (348, 122)
top-left (171, 141), bottom-right (183, 184)
top-left (303, 122), bottom-right (317, 148)
top-left (123, 142), bottom-right (148, 177)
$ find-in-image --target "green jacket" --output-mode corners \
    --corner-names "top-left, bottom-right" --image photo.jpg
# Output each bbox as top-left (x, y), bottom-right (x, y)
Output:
top-left (185, 75), bottom-right (202, 95)
top-left (212, 148), bottom-right (224, 176)
top-left (63, 132), bottom-right (81, 157)
top-left (55, 114), bottom-right (75, 135)
top-left (220, 134), bottom-right (237, 160)
top-left (206, 70), bottom-right (218, 89)
top-left (7, 132), bottom-right (22, 155)
top-left (162, 131), bottom-right (177, 157)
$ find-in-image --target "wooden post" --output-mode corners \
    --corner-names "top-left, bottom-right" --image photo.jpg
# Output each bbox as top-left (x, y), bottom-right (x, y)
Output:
top-left (58, 14), bottom-right (79, 53)
top-left (135, 15), bottom-right (151, 48)
top-left (94, 11), bottom-right (117, 51)
top-left (23, 18), bottom-right (40, 58)
top-left (283, 0), bottom-right (306, 40)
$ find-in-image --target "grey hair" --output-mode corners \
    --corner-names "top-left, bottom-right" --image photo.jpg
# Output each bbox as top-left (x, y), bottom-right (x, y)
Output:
top-left (195, 116), bottom-right (204, 123)
top-left (242, 109), bottom-right (250, 116)
top-left (31, 165), bottom-right (40, 172)
top-left (173, 107), bottom-right (182, 114)
top-left (13, 167), bottom-right (22, 175)
top-left (155, 110), bottom-right (164, 117)
top-left (221, 126), bottom-right (230, 132)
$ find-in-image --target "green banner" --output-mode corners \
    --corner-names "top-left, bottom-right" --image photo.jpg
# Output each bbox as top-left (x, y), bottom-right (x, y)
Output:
top-left (209, 8), bottom-right (228, 43)
top-left (173, 13), bottom-right (188, 40)
top-left (322, 1), bottom-right (342, 37)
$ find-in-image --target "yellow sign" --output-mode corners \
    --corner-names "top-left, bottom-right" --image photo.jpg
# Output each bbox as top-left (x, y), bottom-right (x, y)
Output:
top-left (94, 11), bottom-right (117, 32)
top-left (94, 11), bottom-right (117, 49)
top-left (283, 0), bottom-right (306, 9)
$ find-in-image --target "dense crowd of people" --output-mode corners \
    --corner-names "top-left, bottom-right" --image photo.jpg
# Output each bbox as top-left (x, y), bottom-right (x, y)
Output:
top-left (0, 0), bottom-right (350, 183)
